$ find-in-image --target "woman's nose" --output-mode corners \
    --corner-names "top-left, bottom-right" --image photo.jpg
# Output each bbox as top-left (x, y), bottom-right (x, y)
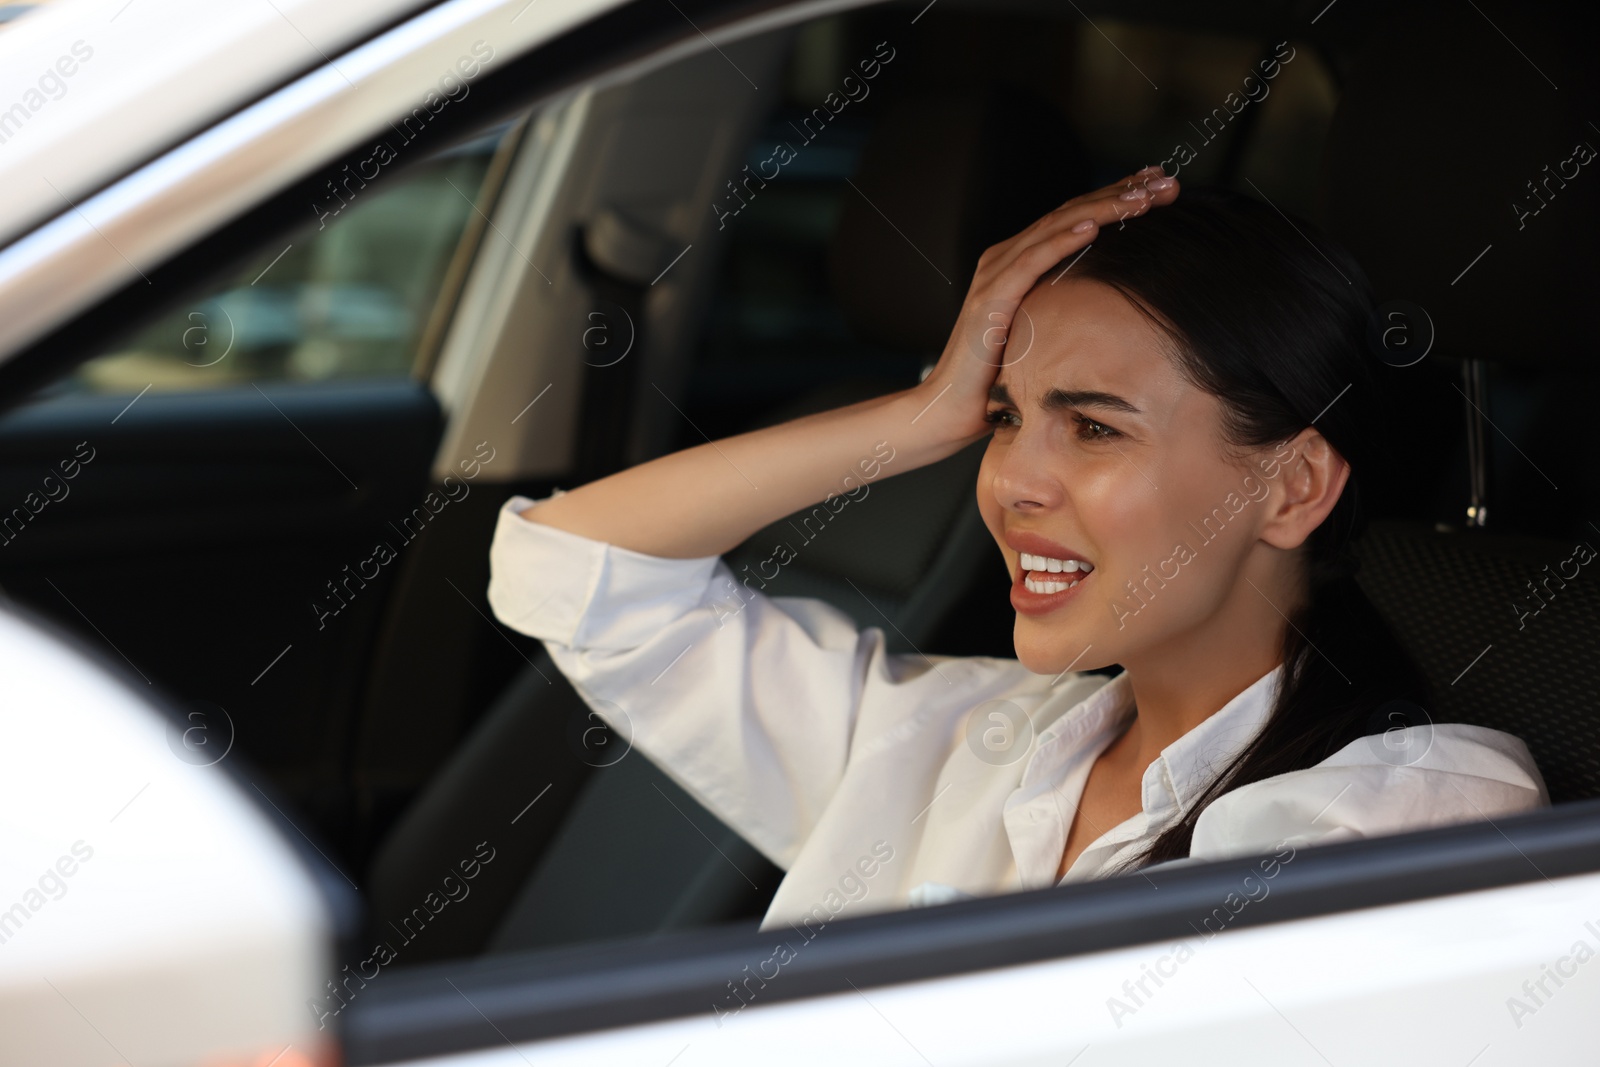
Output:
top-left (987, 437), bottom-right (1063, 513)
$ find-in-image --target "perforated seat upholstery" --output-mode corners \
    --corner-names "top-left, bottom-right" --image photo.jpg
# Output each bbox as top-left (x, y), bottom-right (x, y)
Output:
top-left (1356, 523), bottom-right (1600, 803)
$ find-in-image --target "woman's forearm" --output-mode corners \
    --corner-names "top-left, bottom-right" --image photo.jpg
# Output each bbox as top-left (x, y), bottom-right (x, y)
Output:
top-left (520, 384), bottom-right (982, 558)
top-left (521, 168), bottom-right (1180, 559)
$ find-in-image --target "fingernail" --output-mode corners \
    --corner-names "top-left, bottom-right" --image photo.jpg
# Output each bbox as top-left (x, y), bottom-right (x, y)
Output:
top-left (1119, 188), bottom-right (1148, 201)
top-left (1071, 219), bottom-right (1095, 233)
top-left (1147, 177), bottom-right (1174, 190)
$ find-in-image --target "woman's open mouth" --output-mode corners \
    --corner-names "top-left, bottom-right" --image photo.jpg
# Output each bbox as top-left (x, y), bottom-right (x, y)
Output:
top-left (1011, 552), bottom-right (1094, 615)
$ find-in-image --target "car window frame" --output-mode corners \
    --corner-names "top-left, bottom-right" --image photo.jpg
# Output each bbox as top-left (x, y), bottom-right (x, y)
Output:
top-left (341, 799), bottom-right (1600, 1060)
top-left (41, 119), bottom-right (524, 399)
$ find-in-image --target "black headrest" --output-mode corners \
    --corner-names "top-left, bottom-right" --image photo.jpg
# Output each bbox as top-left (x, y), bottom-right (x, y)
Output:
top-left (829, 82), bottom-right (1092, 353)
top-left (1320, 2), bottom-right (1598, 368)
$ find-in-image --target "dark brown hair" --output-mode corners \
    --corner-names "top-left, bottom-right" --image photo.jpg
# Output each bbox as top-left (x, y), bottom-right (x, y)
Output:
top-left (1060, 186), bottom-right (1429, 868)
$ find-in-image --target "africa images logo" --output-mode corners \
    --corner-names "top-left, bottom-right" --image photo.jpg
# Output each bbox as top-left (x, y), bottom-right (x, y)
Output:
top-left (312, 41), bottom-right (495, 229)
top-left (0, 39), bottom-right (94, 147)
top-left (0, 841), bottom-right (95, 948)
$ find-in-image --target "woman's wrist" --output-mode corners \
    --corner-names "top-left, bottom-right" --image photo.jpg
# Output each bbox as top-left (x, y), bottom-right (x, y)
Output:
top-left (882, 382), bottom-right (993, 466)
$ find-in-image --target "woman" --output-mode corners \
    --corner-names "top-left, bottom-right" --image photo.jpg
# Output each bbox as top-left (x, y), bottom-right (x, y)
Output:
top-left (486, 170), bottom-right (1546, 928)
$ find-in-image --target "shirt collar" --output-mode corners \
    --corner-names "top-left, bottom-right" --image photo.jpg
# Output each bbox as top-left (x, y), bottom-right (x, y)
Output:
top-left (1142, 665), bottom-right (1281, 822)
top-left (1001, 665), bottom-right (1281, 890)
top-left (1016, 664), bottom-right (1282, 819)
top-left (1018, 671), bottom-right (1136, 791)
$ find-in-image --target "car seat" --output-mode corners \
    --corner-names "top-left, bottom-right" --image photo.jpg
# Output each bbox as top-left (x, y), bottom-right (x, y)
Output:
top-left (363, 76), bottom-right (1094, 959)
top-left (1322, 4), bottom-right (1600, 801)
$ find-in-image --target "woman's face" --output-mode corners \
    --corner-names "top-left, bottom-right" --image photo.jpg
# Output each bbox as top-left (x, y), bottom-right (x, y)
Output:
top-left (977, 277), bottom-right (1286, 676)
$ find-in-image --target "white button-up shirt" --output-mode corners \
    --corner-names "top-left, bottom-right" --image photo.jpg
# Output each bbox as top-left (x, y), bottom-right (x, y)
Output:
top-left (486, 494), bottom-right (1548, 929)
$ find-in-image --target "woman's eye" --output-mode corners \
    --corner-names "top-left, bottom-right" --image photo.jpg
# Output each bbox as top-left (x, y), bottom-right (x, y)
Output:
top-left (1074, 415), bottom-right (1121, 440)
top-left (983, 408), bottom-right (1019, 429)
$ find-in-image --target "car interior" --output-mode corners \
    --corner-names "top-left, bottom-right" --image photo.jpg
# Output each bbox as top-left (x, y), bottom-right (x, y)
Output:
top-left (0, 0), bottom-right (1594, 982)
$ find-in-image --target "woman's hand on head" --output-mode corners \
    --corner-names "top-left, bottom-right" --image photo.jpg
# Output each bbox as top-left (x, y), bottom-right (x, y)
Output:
top-left (909, 167), bottom-right (1180, 445)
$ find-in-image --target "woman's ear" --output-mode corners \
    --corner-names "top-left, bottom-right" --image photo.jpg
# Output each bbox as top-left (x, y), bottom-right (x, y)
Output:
top-left (1257, 428), bottom-right (1350, 550)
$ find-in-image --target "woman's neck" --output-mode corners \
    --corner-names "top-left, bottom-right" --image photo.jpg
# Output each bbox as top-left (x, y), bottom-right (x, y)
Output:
top-left (1117, 563), bottom-right (1297, 761)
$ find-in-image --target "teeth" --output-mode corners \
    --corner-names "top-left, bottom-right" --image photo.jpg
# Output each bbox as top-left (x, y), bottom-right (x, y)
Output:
top-left (1024, 575), bottom-right (1080, 595)
top-left (1019, 552), bottom-right (1094, 574)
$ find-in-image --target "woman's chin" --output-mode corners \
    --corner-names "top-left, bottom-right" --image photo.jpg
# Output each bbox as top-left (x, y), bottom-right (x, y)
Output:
top-left (1013, 625), bottom-right (1107, 677)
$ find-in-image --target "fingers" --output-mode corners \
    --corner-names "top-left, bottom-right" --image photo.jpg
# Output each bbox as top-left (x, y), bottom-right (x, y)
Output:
top-left (993, 167), bottom-right (1175, 261)
top-left (983, 174), bottom-right (1177, 291)
top-left (1073, 168), bottom-right (1178, 213)
top-left (1049, 165), bottom-right (1173, 215)
top-left (957, 166), bottom-right (1180, 357)
top-left (1078, 172), bottom-right (1180, 224)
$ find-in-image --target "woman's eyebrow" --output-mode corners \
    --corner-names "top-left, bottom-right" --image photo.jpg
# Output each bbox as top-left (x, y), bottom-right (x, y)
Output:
top-left (988, 383), bottom-right (1143, 415)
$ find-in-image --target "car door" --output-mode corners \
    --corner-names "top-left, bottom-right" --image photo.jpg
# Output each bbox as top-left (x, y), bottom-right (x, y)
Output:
top-left (342, 810), bottom-right (1600, 1065)
top-left (1, 0), bottom-right (1597, 1065)
top-left (0, 126), bottom-right (513, 851)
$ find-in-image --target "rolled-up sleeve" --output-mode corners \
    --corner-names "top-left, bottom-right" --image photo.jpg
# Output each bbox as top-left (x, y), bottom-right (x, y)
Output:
top-left (486, 490), bottom-right (724, 652)
top-left (485, 493), bottom-right (968, 869)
